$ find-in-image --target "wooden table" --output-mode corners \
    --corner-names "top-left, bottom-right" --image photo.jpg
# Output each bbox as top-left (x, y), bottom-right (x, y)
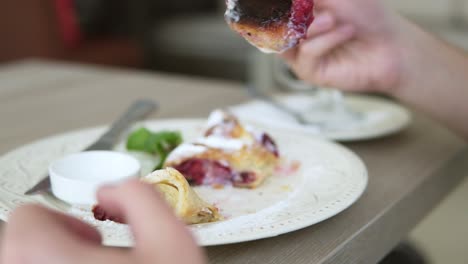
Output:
top-left (1, 60), bottom-right (467, 264)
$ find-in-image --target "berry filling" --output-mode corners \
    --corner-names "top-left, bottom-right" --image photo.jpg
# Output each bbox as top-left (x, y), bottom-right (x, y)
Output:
top-left (174, 158), bottom-right (233, 186)
top-left (290, 0), bottom-right (315, 37)
top-left (234, 171), bottom-right (258, 185)
top-left (92, 205), bottom-right (124, 224)
top-left (260, 133), bottom-right (280, 157)
top-left (173, 158), bottom-right (260, 187)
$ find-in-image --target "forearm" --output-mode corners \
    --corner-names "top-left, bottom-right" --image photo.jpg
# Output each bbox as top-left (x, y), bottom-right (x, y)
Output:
top-left (392, 17), bottom-right (468, 139)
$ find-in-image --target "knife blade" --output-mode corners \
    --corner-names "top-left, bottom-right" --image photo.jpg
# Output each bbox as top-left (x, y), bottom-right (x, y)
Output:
top-left (24, 99), bottom-right (158, 195)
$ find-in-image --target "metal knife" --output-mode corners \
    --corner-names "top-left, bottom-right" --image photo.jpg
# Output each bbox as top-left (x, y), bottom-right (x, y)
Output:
top-left (24, 99), bottom-right (158, 195)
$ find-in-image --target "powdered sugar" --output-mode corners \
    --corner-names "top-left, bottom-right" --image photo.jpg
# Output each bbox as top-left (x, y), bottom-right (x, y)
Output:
top-left (166, 144), bottom-right (207, 163)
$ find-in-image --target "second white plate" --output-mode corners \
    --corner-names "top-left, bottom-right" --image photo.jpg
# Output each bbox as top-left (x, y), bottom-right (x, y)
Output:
top-left (231, 94), bottom-right (412, 142)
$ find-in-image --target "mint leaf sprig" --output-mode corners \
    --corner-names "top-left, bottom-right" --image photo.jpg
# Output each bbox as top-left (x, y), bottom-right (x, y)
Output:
top-left (126, 128), bottom-right (182, 170)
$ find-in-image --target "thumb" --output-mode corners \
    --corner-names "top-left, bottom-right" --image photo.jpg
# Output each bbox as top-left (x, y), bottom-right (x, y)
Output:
top-left (8, 204), bottom-right (102, 245)
top-left (2, 205), bottom-right (102, 264)
top-left (95, 179), bottom-right (205, 263)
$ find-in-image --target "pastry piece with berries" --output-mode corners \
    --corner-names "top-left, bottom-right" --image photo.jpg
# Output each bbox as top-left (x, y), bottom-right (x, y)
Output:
top-left (225, 0), bottom-right (314, 53)
top-left (165, 110), bottom-right (280, 189)
top-left (93, 168), bottom-right (220, 225)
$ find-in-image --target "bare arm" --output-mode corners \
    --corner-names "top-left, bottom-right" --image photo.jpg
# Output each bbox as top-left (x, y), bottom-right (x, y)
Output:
top-left (282, 0), bottom-right (468, 139)
top-left (393, 18), bottom-right (468, 138)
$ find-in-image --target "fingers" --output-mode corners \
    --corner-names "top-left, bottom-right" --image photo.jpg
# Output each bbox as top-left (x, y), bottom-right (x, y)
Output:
top-left (284, 24), bottom-right (355, 84)
top-left (300, 24), bottom-right (356, 60)
top-left (47, 208), bottom-right (103, 244)
top-left (281, 13), bottom-right (355, 84)
top-left (281, 12), bottom-right (336, 65)
top-left (1, 204), bottom-right (102, 264)
top-left (6, 204), bottom-right (101, 244)
top-left (307, 12), bottom-right (335, 38)
top-left (3, 181), bottom-right (205, 264)
top-left (96, 180), bottom-right (205, 263)
top-left (96, 180), bottom-right (184, 240)
top-left (2, 195), bottom-right (205, 264)
top-left (280, 48), bottom-right (298, 66)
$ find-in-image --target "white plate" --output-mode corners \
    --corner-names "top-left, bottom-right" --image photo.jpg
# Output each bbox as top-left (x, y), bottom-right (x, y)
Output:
top-left (0, 119), bottom-right (368, 246)
top-left (231, 94), bottom-right (412, 142)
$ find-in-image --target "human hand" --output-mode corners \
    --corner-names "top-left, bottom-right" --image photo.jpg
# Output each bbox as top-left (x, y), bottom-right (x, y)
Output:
top-left (281, 0), bottom-right (407, 94)
top-left (1, 180), bottom-right (205, 264)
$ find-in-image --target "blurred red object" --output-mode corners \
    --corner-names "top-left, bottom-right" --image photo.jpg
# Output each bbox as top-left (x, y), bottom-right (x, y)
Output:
top-left (54, 0), bottom-right (83, 49)
top-left (0, 0), bottom-right (143, 67)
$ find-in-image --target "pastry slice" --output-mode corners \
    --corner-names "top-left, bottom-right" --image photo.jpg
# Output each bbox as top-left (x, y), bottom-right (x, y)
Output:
top-left (225, 0), bottom-right (315, 53)
top-left (93, 168), bottom-right (220, 225)
top-left (141, 168), bottom-right (220, 224)
top-left (165, 110), bottom-right (280, 189)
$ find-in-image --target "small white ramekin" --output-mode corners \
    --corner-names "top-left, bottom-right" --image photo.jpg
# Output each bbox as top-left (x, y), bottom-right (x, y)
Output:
top-left (49, 151), bottom-right (141, 205)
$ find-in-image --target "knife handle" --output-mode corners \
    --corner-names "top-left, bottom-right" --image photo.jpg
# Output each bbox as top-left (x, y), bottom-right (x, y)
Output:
top-left (100, 99), bottom-right (158, 143)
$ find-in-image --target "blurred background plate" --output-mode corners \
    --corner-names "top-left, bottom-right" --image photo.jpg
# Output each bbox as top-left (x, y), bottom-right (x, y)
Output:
top-left (231, 94), bottom-right (412, 142)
